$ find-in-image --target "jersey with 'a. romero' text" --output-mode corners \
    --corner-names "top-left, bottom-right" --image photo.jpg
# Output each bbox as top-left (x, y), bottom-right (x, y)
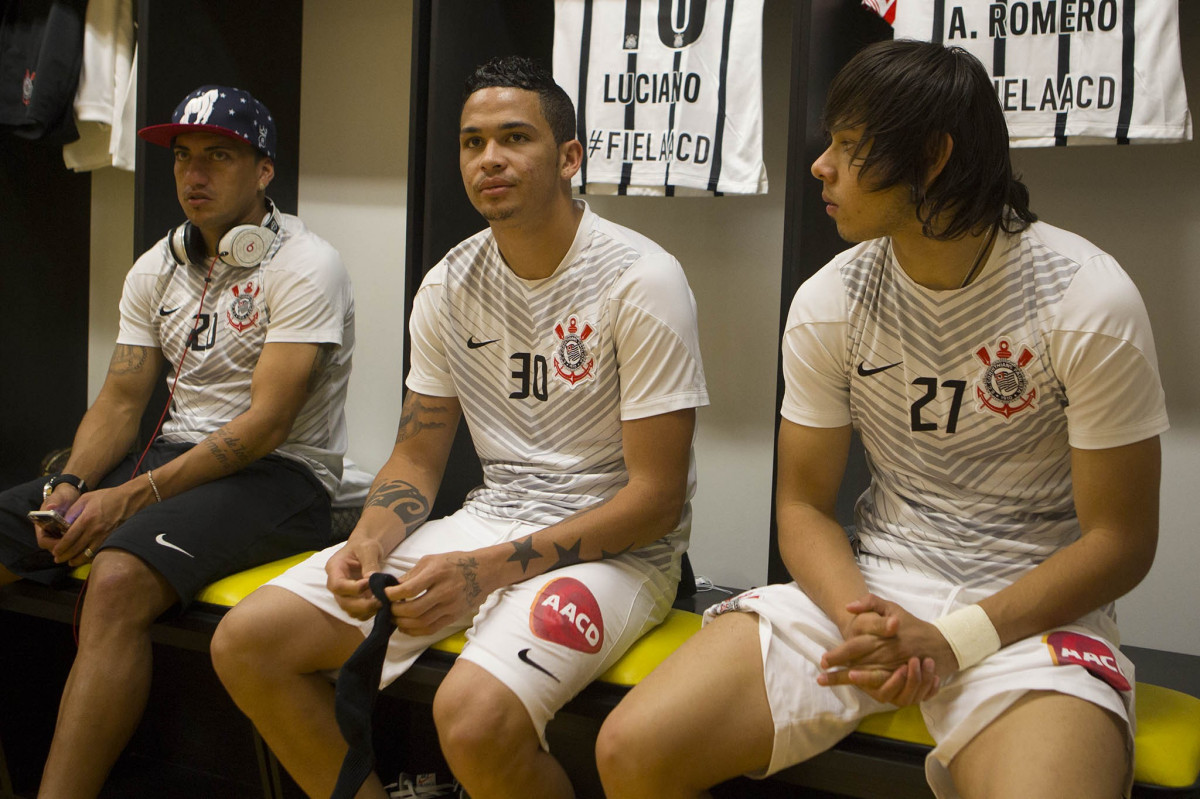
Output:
top-left (866, 0), bottom-right (1192, 146)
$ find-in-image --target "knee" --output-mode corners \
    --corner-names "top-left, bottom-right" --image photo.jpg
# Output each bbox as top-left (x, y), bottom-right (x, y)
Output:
top-left (82, 551), bottom-right (174, 624)
top-left (211, 595), bottom-right (284, 690)
top-left (433, 679), bottom-right (531, 765)
top-left (595, 702), bottom-right (662, 789)
top-left (210, 606), bottom-right (250, 680)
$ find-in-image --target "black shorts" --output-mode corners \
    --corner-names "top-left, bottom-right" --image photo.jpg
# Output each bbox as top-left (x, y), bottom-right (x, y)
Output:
top-left (0, 442), bottom-right (334, 605)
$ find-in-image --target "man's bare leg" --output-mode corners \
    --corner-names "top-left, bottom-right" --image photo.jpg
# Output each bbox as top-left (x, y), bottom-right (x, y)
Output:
top-left (596, 612), bottom-right (776, 799)
top-left (950, 690), bottom-right (1128, 799)
top-left (211, 585), bottom-right (388, 799)
top-left (434, 660), bottom-right (574, 799)
top-left (37, 550), bottom-right (177, 798)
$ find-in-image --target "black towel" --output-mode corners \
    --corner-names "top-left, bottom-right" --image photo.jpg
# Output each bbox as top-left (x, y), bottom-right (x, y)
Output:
top-left (330, 571), bottom-right (398, 799)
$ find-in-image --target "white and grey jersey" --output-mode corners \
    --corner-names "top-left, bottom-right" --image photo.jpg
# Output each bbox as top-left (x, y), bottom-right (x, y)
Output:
top-left (407, 203), bottom-right (708, 579)
top-left (867, 0), bottom-right (1192, 146)
top-left (117, 213), bottom-right (355, 494)
top-left (781, 222), bottom-right (1167, 586)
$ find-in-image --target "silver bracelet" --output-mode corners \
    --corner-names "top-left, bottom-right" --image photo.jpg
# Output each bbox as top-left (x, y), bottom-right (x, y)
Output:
top-left (146, 470), bottom-right (163, 503)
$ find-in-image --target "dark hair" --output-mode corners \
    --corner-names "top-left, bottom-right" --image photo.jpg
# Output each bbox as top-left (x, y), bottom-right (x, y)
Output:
top-left (463, 56), bottom-right (577, 146)
top-left (825, 39), bottom-right (1036, 239)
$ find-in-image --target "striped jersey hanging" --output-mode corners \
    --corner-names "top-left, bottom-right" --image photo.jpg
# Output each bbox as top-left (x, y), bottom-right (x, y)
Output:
top-left (554, 0), bottom-right (768, 195)
top-left (863, 0), bottom-right (1191, 146)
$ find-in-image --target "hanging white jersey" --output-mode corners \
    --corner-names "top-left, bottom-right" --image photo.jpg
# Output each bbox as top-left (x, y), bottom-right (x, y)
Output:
top-left (781, 222), bottom-right (1168, 585)
top-left (406, 203), bottom-right (709, 578)
top-left (64, 0), bottom-right (137, 171)
top-left (117, 213), bottom-right (355, 494)
top-left (554, 0), bottom-right (768, 195)
top-left (866, 0), bottom-right (1192, 146)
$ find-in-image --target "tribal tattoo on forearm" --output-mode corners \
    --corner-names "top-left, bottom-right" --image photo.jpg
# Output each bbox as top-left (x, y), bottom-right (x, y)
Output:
top-left (363, 479), bottom-right (430, 536)
top-left (395, 396), bottom-right (451, 443)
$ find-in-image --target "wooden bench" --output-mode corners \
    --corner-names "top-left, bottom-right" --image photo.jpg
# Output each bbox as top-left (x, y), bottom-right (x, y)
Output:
top-left (2, 554), bottom-right (1198, 799)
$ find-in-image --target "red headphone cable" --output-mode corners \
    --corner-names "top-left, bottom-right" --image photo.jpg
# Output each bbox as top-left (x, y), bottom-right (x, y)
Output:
top-left (74, 255), bottom-right (218, 644)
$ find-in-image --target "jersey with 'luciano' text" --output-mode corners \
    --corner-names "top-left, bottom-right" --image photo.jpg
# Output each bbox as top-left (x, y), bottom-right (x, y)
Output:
top-left (554, 0), bottom-right (768, 194)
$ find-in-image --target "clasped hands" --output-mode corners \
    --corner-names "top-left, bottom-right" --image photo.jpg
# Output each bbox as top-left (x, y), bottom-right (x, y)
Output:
top-left (818, 594), bottom-right (958, 707)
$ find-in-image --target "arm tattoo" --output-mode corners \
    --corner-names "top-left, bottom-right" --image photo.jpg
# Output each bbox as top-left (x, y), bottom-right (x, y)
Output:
top-left (600, 543), bottom-right (634, 560)
top-left (455, 556), bottom-right (482, 604)
top-left (109, 344), bottom-right (148, 375)
top-left (507, 536), bottom-right (543, 573)
top-left (306, 344), bottom-right (332, 394)
top-left (363, 479), bottom-right (430, 534)
top-left (203, 431), bottom-right (254, 474)
top-left (551, 539), bottom-right (585, 569)
top-left (395, 396), bottom-right (451, 444)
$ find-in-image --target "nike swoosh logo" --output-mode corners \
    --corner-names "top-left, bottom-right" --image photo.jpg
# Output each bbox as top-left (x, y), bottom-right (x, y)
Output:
top-left (158, 307), bottom-right (180, 316)
top-left (467, 336), bottom-right (500, 349)
top-left (856, 360), bottom-right (903, 377)
top-left (517, 648), bottom-right (560, 682)
top-left (155, 533), bottom-right (195, 558)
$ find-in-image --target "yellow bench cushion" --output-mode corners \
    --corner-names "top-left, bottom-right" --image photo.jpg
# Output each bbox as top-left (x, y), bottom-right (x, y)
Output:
top-left (69, 554), bottom-right (1200, 790)
top-left (853, 683), bottom-right (1200, 789)
top-left (855, 704), bottom-right (935, 747)
top-left (70, 552), bottom-right (316, 606)
top-left (195, 552), bottom-right (316, 606)
top-left (598, 609), bottom-right (703, 686)
top-left (1131, 683), bottom-right (1200, 788)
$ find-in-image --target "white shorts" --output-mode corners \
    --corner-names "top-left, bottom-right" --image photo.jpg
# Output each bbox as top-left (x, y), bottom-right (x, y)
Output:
top-left (704, 560), bottom-right (1136, 798)
top-left (269, 508), bottom-right (676, 747)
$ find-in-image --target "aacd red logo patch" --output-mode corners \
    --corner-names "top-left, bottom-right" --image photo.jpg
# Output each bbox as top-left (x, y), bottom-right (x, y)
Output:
top-left (530, 577), bottom-right (604, 654)
top-left (1044, 631), bottom-right (1131, 692)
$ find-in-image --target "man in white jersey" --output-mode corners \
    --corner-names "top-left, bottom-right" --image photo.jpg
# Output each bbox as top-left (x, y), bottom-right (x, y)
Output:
top-left (212, 56), bottom-right (708, 799)
top-left (597, 39), bottom-right (1167, 799)
top-left (0, 84), bottom-right (354, 798)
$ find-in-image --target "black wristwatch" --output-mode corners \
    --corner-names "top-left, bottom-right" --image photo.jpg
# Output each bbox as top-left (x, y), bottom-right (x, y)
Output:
top-left (43, 474), bottom-right (89, 501)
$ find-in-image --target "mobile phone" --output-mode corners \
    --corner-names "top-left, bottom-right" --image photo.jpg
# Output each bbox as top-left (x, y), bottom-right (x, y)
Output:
top-left (27, 509), bottom-right (70, 537)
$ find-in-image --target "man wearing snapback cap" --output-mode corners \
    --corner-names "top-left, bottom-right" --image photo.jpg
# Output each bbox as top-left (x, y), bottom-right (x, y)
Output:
top-left (0, 84), bottom-right (355, 798)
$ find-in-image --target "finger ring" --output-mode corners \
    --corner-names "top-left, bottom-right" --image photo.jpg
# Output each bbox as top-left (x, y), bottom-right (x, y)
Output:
top-left (84, 547), bottom-right (95, 559)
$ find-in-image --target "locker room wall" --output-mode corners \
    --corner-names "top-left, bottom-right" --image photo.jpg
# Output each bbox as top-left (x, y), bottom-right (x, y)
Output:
top-left (0, 139), bottom-right (90, 488)
top-left (84, 0), bottom-right (1200, 655)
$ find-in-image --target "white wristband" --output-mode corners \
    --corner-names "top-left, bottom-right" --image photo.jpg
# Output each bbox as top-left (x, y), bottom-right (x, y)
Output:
top-left (932, 604), bottom-right (1001, 671)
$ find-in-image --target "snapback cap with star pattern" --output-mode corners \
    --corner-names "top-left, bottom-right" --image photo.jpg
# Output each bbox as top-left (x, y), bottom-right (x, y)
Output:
top-left (138, 85), bottom-right (276, 160)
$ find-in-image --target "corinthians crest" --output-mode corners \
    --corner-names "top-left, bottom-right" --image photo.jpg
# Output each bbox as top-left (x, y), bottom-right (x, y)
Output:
top-left (553, 315), bottom-right (596, 387)
top-left (975, 338), bottom-right (1036, 419)
top-left (227, 280), bottom-right (261, 333)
